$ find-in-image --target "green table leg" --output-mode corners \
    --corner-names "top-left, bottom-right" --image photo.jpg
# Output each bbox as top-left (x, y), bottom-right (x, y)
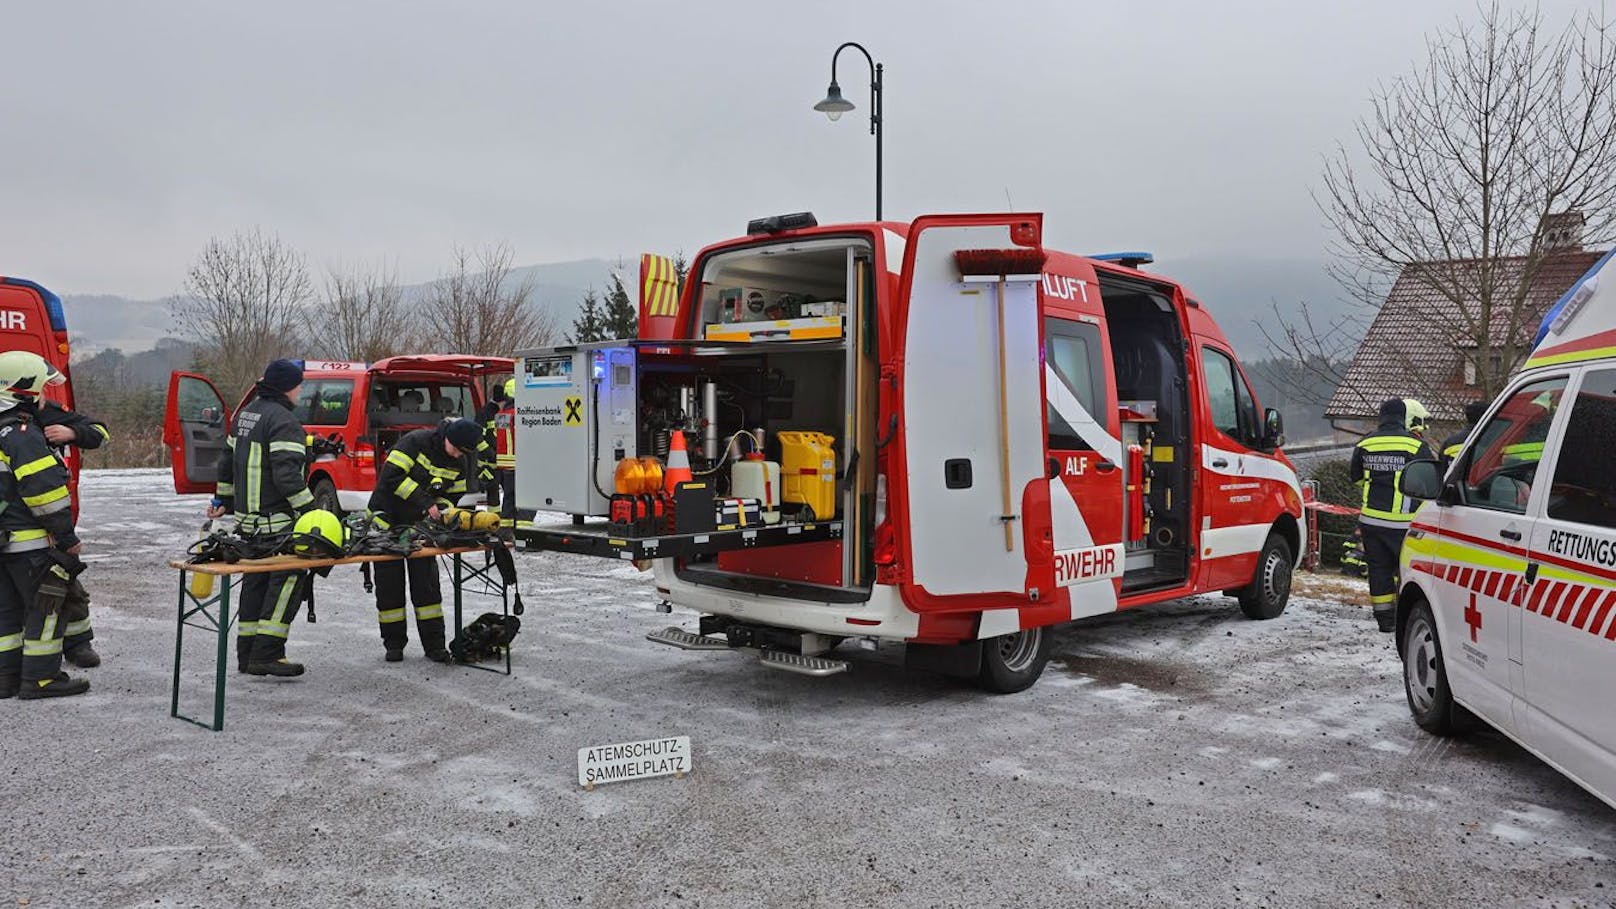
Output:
top-left (213, 577), bottom-right (232, 731)
top-left (171, 570), bottom-right (186, 719)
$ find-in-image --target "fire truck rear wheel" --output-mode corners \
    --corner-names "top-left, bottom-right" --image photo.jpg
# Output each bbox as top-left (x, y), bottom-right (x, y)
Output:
top-left (1237, 533), bottom-right (1292, 620)
top-left (310, 477), bottom-right (341, 516)
top-left (1400, 598), bottom-right (1473, 736)
top-left (976, 626), bottom-right (1051, 694)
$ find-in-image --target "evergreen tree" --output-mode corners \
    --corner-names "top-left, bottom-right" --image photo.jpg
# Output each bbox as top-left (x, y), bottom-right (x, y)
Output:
top-left (602, 271), bottom-right (637, 340)
top-left (570, 288), bottom-right (606, 343)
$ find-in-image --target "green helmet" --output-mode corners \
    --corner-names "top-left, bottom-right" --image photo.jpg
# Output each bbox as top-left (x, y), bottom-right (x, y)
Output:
top-left (0, 351), bottom-right (65, 409)
top-left (502, 378), bottom-right (516, 401)
top-left (292, 509), bottom-right (348, 557)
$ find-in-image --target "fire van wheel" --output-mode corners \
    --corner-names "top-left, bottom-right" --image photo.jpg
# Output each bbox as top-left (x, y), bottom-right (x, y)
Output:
top-left (1401, 599), bottom-right (1471, 736)
top-left (310, 477), bottom-right (340, 516)
top-left (1236, 534), bottom-right (1292, 620)
top-left (976, 626), bottom-right (1051, 694)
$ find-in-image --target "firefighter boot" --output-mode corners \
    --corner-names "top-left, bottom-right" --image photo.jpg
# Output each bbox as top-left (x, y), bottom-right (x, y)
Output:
top-left (18, 672), bottom-right (90, 700)
top-left (65, 643), bottom-right (101, 668)
top-left (245, 658), bottom-right (306, 677)
top-left (0, 674), bottom-right (17, 699)
top-left (1374, 605), bottom-right (1397, 634)
top-left (385, 649), bottom-right (404, 663)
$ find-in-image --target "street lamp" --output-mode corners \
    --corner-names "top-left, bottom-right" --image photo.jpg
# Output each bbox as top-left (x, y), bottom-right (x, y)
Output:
top-left (813, 42), bottom-right (883, 221)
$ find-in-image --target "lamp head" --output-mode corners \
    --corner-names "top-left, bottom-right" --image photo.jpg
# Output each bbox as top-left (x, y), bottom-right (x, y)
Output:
top-left (814, 81), bottom-right (855, 121)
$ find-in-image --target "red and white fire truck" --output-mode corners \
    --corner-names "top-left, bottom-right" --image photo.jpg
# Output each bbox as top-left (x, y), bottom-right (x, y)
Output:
top-left (515, 213), bottom-right (1303, 692)
top-left (164, 355), bottom-right (511, 511)
top-left (0, 277), bottom-right (84, 508)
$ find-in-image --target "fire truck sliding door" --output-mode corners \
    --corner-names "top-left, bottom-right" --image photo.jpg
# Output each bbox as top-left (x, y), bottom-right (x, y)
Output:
top-left (899, 218), bottom-right (1047, 598)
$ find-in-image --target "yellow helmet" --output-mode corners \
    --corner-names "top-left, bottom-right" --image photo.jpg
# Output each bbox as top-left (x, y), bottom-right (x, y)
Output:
top-left (1402, 398), bottom-right (1430, 432)
top-left (0, 350), bottom-right (65, 409)
top-left (502, 378), bottom-right (516, 401)
top-left (292, 509), bottom-right (348, 557)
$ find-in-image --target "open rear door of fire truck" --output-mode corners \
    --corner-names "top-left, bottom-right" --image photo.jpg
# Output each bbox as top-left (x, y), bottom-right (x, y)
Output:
top-left (894, 214), bottom-right (1051, 606)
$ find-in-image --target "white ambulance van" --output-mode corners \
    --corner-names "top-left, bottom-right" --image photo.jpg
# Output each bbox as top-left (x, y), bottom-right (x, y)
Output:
top-left (1398, 249), bottom-right (1616, 809)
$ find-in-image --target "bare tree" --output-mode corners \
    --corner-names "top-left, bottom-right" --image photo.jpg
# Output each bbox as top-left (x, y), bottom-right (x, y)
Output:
top-left (418, 243), bottom-right (557, 354)
top-left (1272, 4), bottom-right (1616, 411)
top-left (316, 260), bottom-right (413, 362)
top-left (172, 228), bottom-right (312, 396)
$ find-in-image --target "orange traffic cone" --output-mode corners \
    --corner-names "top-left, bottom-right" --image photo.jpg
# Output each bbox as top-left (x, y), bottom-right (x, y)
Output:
top-left (663, 430), bottom-right (693, 494)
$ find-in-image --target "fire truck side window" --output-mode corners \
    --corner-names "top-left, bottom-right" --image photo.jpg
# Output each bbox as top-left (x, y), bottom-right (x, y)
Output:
top-left (1044, 318), bottom-right (1104, 450)
top-left (1202, 347), bottom-right (1258, 444)
top-left (1460, 377), bottom-right (1566, 513)
top-left (293, 379), bottom-right (355, 426)
top-left (1547, 368), bottom-right (1616, 529)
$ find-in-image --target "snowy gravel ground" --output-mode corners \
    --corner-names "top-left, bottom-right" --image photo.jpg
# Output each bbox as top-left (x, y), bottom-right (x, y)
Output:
top-left (2, 469), bottom-right (1614, 908)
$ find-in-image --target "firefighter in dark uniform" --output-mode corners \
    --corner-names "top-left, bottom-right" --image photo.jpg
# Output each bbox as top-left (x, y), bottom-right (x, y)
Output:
top-left (368, 417), bottom-right (484, 663)
top-left (494, 378), bottom-right (517, 524)
top-left (0, 352), bottom-right (90, 699)
top-left (1351, 398), bottom-right (1437, 632)
top-left (206, 359), bottom-right (315, 676)
top-left (1439, 400), bottom-right (1487, 469)
top-left (475, 380), bottom-right (509, 509)
top-left (38, 400), bottom-right (110, 668)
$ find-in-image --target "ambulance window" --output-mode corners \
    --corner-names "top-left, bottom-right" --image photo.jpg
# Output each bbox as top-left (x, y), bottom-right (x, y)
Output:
top-left (1045, 318), bottom-right (1105, 450)
top-left (1202, 348), bottom-right (1258, 444)
top-left (1460, 377), bottom-right (1566, 513)
top-left (1547, 368), bottom-right (1616, 529)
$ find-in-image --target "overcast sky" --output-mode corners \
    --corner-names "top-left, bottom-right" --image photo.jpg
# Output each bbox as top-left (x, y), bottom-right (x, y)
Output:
top-left (0, 0), bottom-right (1599, 299)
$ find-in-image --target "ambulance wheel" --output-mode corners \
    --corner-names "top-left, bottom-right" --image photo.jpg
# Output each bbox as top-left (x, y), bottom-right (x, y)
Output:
top-left (976, 626), bottom-right (1051, 694)
top-left (1401, 599), bottom-right (1471, 736)
top-left (310, 477), bottom-right (341, 516)
top-left (1237, 534), bottom-right (1292, 620)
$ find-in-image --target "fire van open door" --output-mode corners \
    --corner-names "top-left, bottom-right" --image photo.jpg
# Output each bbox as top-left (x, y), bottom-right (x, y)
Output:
top-left (163, 371), bottom-right (230, 495)
top-left (895, 214), bottom-right (1049, 603)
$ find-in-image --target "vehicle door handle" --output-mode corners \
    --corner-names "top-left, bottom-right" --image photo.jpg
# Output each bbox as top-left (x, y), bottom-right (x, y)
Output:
top-left (1500, 528), bottom-right (1523, 542)
top-left (1212, 458), bottom-right (1229, 468)
top-left (1095, 460), bottom-right (1117, 473)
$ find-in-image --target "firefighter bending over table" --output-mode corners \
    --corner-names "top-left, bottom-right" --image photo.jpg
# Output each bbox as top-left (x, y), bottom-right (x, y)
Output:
top-left (207, 359), bottom-right (316, 677)
top-left (0, 351), bottom-right (91, 699)
top-left (1351, 398), bottom-right (1437, 632)
top-left (368, 417), bottom-right (485, 663)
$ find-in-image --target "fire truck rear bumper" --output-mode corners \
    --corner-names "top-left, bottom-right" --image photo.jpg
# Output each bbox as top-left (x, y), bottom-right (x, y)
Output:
top-left (652, 562), bottom-right (920, 641)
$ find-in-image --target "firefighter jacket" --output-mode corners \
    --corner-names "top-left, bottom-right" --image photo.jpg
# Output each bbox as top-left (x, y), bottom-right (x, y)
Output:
top-left (0, 405), bottom-right (78, 553)
top-left (38, 402), bottom-right (110, 453)
top-left (368, 422), bottom-right (472, 526)
top-left (494, 401), bottom-right (515, 470)
top-left (1350, 420), bottom-right (1437, 528)
top-left (217, 386), bottom-right (314, 534)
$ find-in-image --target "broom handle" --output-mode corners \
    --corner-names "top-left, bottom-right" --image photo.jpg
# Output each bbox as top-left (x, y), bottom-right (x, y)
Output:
top-left (996, 276), bottom-right (1014, 552)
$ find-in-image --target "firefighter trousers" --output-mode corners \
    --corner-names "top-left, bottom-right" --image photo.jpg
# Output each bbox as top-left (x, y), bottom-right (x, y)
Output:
top-left (373, 557), bottom-right (445, 653)
top-left (498, 469), bottom-right (516, 522)
top-left (237, 569), bottom-right (306, 665)
top-left (0, 551), bottom-right (66, 683)
top-left (1360, 522), bottom-right (1407, 618)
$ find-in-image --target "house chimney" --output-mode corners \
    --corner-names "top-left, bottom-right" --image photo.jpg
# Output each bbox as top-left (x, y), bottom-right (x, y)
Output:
top-left (1543, 210), bottom-right (1586, 252)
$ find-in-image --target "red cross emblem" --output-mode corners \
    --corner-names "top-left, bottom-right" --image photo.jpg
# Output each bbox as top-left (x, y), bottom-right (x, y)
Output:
top-left (1464, 592), bottom-right (1483, 643)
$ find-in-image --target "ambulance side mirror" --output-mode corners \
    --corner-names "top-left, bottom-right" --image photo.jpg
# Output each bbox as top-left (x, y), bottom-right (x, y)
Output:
top-left (1260, 408), bottom-right (1284, 452)
top-left (1399, 459), bottom-right (1443, 502)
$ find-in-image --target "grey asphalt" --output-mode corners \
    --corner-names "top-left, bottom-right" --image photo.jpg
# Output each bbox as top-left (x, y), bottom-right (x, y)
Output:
top-left (1, 470), bottom-right (1612, 909)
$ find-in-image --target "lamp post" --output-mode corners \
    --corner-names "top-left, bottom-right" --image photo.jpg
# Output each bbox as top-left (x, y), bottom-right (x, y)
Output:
top-left (813, 42), bottom-right (883, 221)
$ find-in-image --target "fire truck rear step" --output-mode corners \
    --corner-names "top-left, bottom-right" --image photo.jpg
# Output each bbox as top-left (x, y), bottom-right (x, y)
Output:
top-left (646, 627), bottom-right (731, 651)
top-left (758, 650), bottom-right (849, 677)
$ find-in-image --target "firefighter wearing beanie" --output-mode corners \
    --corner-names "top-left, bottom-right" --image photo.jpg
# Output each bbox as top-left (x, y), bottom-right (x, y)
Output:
top-left (207, 358), bottom-right (315, 676)
top-left (367, 417), bottom-right (485, 662)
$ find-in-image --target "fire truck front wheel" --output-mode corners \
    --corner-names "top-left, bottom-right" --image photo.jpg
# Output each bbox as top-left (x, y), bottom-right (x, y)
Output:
top-left (1236, 533), bottom-right (1293, 620)
top-left (310, 477), bottom-right (340, 516)
top-left (976, 626), bottom-right (1051, 694)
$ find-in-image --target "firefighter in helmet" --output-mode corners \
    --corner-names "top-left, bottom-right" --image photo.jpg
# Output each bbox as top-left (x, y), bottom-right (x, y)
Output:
top-left (206, 359), bottom-right (316, 676)
top-left (475, 380), bottom-right (510, 509)
top-left (494, 378), bottom-right (517, 525)
top-left (36, 400), bottom-right (110, 668)
top-left (368, 417), bottom-right (484, 662)
top-left (1350, 398), bottom-right (1437, 632)
top-left (0, 351), bottom-right (91, 699)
